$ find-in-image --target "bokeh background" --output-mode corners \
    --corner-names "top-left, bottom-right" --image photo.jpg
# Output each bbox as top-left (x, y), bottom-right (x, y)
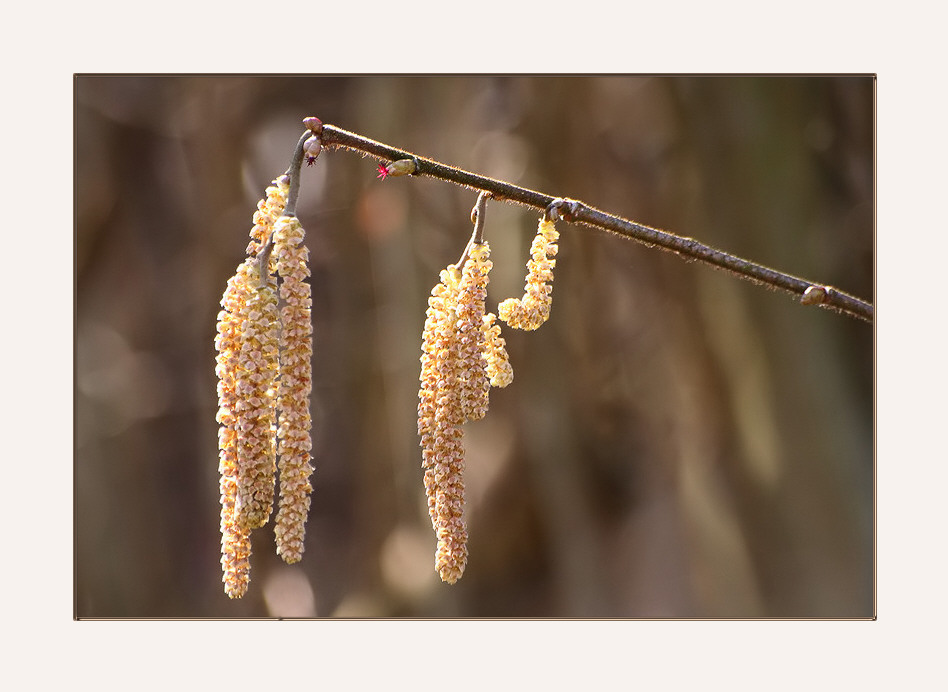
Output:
top-left (75, 75), bottom-right (873, 618)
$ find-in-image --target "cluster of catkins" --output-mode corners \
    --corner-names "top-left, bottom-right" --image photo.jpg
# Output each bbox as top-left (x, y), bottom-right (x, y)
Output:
top-left (418, 215), bottom-right (560, 583)
top-left (215, 175), bottom-right (315, 599)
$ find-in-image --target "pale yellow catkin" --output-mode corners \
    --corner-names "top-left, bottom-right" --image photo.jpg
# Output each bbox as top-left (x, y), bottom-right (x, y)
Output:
top-left (417, 261), bottom-right (469, 583)
top-left (456, 242), bottom-right (492, 422)
top-left (430, 280), bottom-right (468, 584)
top-left (216, 261), bottom-right (270, 594)
top-left (215, 175), bottom-right (289, 597)
top-left (216, 272), bottom-right (253, 598)
top-left (417, 241), bottom-right (513, 584)
top-left (419, 265), bottom-right (462, 531)
top-left (498, 217), bottom-right (559, 330)
top-left (219, 468), bottom-right (252, 599)
top-left (233, 262), bottom-right (281, 530)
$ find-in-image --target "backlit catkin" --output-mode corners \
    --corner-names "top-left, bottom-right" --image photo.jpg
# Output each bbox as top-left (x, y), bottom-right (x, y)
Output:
top-left (482, 312), bottom-right (513, 388)
top-left (273, 215), bottom-right (314, 564)
top-left (418, 261), bottom-right (470, 583)
top-left (431, 270), bottom-right (468, 584)
top-left (456, 242), bottom-right (492, 422)
top-left (219, 464), bottom-right (252, 599)
top-left (233, 262), bottom-right (280, 530)
top-left (417, 241), bottom-right (511, 584)
top-left (215, 257), bottom-right (277, 593)
top-left (419, 265), bottom-right (462, 532)
top-left (216, 175), bottom-right (290, 596)
top-left (498, 217), bottom-right (559, 330)
top-left (216, 265), bottom-right (253, 598)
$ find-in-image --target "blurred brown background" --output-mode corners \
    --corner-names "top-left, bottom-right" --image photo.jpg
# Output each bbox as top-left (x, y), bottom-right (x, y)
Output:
top-left (75, 75), bottom-right (873, 618)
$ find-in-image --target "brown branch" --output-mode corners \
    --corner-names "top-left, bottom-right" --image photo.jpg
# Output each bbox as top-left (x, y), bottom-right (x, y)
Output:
top-left (312, 120), bottom-right (873, 324)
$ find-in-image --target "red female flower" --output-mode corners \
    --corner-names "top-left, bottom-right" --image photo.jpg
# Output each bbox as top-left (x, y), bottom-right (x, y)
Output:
top-left (377, 159), bottom-right (417, 180)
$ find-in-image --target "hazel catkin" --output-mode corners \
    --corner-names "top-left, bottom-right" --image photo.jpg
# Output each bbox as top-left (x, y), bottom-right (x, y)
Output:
top-left (418, 264), bottom-right (465, 570)
top-left (216, 256), bottom-right (278, 593)
top-left (215, 173), bottom-right (299, 597)
top-left (417, 238), bottom-right (517, 584)
top-left (498, 217), bottom-right (559, 330)
top-left (456, 242), bottom-right (492, 422)
top-left (272, 215), bottom-right (315, 564)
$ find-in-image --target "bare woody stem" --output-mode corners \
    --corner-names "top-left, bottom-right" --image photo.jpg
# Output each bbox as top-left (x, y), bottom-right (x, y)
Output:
top-left (257, 132), bottom-right (310, 287)
top-left (456, 191), bottom-right (491, 268)
top-left (315, 122), bottom-right (873, 323)
top-left (283, 131), bottom-right (310, 218)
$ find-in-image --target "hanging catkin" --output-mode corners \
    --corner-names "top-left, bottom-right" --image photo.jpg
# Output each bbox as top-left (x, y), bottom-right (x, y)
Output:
top-left (215, 175), bottom-right (289, 597)
top-left (273, 214), bottom-right (315, 564)
top-left (417, 222), bottom-right (516, 583)
top-left (498, 216), bottom-right (559, 330)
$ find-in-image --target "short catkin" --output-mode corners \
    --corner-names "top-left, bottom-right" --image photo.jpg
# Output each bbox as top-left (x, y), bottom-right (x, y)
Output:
top-left (498, 216), bottom-right (559, 330)
top-left (482, 311), bottom-right (513, 387)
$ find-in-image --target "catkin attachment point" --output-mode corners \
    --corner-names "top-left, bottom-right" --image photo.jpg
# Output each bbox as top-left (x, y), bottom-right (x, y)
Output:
top-left (801, 285), bottom-right (829, 306)
top-left (545, 197), bottom-right (582, 222)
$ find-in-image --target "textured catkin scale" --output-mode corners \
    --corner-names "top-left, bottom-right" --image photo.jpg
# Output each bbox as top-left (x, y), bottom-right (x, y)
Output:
top-left (482, 312), bottom-right (513, 387)
top-left (273, 215), bottom-right (315, 564)
top-left (219, 462), bottom-right (252, 599)
top-left (498, 217), bottom-right (559, 331)
top-left (249, 177), bottom-right (290, 257)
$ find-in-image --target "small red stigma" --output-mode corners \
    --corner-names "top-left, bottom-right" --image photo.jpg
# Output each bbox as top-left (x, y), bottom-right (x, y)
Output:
top-left (306, 155), bottom-right (317, 167)
top-left (376, 163), bottom-right (390, 179)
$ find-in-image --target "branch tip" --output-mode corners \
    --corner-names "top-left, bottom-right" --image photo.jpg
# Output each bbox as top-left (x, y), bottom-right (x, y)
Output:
top-left (458, 192), bottom-right (491, 267)
top-left (283, 131), bottom-right (311, 217)
top-left (303, 116), bottom-right (323, 134)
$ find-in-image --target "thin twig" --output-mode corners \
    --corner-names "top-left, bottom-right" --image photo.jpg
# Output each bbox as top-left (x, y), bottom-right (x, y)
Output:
top-left (456, 192), bottom-right (491, 268)
top-left (283, 131), bottom-right (310, 218)
top-left (257, 132), bottom-right (310, 287)
top-left (315, 121), bottom-right (873, 323)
